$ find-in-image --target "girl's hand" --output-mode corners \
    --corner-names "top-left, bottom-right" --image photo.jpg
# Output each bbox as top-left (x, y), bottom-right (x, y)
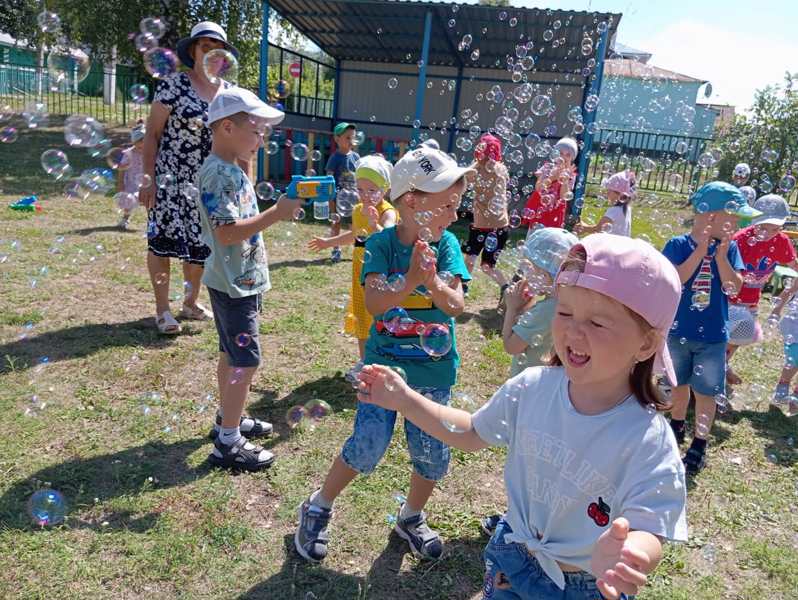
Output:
top-left (308, 236), bottom-right (330, 252)
top-left (590, 519), bottom-right (651, 600)
top-left (504, 279), bottom-right (533, 313)
top-left (139, 184), bottom-right (156, 210)
top-left (356, 364), bottom-right (412, 411)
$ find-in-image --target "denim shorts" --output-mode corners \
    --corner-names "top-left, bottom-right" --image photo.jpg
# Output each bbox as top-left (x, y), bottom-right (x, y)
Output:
top-left (208, 287), bottom-right (261, 368)
top-left (341, 387), bottom-right (450, 481)
top-left (785, 343), bottom-right (798, 368)
top-left (482, 520), bottom-right (612, 600)
top-left (666, 337), bottom-right (727, 396)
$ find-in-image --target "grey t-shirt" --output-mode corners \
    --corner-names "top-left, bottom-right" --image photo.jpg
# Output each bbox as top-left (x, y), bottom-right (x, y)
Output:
top-left (197, 154), bottom-right (270, 298)
top-left (472, 367), bottom-right (688, 590)
top-left (510, 296), bottom-right (556, 377)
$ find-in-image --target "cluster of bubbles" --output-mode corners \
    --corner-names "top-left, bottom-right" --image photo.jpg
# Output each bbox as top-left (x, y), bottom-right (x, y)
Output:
top-left (130, 17), bottom-right (176, 79)
top-left (285, 399), bottom-right (332, 429)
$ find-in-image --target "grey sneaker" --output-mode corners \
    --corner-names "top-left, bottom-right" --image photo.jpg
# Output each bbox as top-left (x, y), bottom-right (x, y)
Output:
top-left (394, 504), bottom-right (443, 560)
top-left (295, 495), bottom-right (332, 563)
top-left (772, 383), bottom-right (790, 407)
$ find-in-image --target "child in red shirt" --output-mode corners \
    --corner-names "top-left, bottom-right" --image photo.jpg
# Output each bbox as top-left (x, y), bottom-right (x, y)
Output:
top-left (727, 194), bottom-right (798, 385)
top-left (521, 137), bottom-right (578, 233)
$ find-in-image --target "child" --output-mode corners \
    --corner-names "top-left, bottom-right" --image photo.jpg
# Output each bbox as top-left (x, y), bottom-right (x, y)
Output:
top-left (725, 194), bottom-right (798, 385)
top-left (294, 146), bottom-right (474, 563)
top-left (356, 233), bottom-right (688, 600)
top-left (771, 294), bottom-right (798, 416)
top-left (308, 155), bottom-right (397, 381)
top-left (196, 87), bottom-right (301, 470)
top-left (462, 134), bottom-right (511, 304)
top-left (115, 121), bottom-right (147, 230)
top-left (662, 181), bottom-right (759, 474)
top-left (325, 122), bottom-right (361, 262)
top-left (521, 137), bottom-right (578, 232)
top-left (481, 226), bottom-right (578, 537)
top-left (574, 170), bottom-right (636, 237)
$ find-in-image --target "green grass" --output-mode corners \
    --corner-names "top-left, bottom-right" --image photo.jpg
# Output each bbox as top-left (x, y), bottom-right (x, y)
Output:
top-left (0, 126), bottom-right (796, 599)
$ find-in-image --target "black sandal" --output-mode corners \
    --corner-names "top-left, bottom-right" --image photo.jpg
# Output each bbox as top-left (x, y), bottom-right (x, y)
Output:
top-left (209, 414), bottom-right (273, 440)
top-left (208, 436), bottom-right (275, 471)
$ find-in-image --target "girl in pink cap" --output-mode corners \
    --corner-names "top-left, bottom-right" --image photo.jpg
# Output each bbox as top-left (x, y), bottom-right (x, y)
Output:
top-left (356, 233), bottom-right (688, 600)
top-left (574, 170), bottom-right (636, 237)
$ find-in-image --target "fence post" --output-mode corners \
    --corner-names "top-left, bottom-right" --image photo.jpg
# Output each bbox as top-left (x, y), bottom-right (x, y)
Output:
top-left (306, 131), bottom-right (315, 175)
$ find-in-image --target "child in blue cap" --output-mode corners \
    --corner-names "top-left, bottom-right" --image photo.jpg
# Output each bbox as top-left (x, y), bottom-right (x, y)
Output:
top-left (662, 181), bottom-right (760, 474)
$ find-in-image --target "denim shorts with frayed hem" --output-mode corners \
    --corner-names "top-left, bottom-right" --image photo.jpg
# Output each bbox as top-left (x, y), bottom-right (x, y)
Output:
top-left (341, 387), bottom-right (450, 481)
top-left (666, 336), bottom-right (727, 396)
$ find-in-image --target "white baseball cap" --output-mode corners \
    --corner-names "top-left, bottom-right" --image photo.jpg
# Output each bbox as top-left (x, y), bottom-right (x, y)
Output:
top-left (752, 193), bottom-right (790, 226)
top-left (390, 146), bottom-right (475, 202)
top-left (207, 86), bottom-right (285, 126)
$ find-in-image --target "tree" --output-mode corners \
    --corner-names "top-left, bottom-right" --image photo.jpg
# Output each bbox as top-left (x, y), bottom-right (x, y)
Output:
top-left (479, 0), bottom-right (512, 6)
top-left (716, 72), bottom-right (798, 197)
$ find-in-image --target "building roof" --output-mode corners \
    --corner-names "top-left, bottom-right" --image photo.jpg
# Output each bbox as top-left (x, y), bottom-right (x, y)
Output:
top-left (267, 0), bottom-right (621, 72)
top-left (608, 41), bottom-right (651, 63)
top-left (603, 58), bottom-right (706, 84)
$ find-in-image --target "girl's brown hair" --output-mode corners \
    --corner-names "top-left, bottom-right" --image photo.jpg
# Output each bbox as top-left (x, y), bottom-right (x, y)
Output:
top-left (547, 247), bottom-right (671, 412)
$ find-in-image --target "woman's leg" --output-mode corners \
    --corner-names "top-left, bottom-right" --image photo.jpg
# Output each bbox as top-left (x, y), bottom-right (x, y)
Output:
top-left (182, 261), bottom-right (203, 307)
top-left (147, 252), bottom-right (171, 315)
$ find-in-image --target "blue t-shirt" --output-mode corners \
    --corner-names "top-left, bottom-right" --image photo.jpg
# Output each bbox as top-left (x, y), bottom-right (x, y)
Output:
top-left (662, 234), bottom-right (744, 343)
top-left (325, 150), bottom-right (360, 188)
top-left (361, 227), bottom-right (471, 388)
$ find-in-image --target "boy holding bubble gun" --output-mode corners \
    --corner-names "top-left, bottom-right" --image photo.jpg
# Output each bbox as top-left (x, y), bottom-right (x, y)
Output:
top-left (196, 87), bottom-right (301, 472)
top-left (295, 146), bottom-right (473, 563)
top-left (286, 174), bottom-right (336, 217)
top-left (307, 155), bottom-right (397, 381)
top-left (662, 182), bottom-right (759, 474)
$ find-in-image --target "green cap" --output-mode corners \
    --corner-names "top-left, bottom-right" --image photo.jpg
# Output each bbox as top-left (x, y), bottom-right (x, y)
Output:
top-left (333, 122), bottom-right (356, 136)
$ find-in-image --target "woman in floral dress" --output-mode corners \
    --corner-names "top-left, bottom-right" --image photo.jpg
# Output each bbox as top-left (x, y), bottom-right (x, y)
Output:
top-left (140, 22), bottom-right (239, 334)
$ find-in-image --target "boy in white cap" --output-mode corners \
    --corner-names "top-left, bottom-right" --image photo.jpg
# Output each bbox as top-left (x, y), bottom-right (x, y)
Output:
top-left (295, 146), bottom-right (473, 563)
top-left (196, 86), bottom-right (301, 471)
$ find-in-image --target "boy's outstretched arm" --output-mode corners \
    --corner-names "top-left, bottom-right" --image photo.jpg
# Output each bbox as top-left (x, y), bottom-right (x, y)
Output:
top-left (356, 364), bottom-right (489, 452)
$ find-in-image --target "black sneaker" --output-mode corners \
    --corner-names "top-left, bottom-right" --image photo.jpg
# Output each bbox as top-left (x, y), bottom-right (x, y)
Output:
top-left (331, 247), bottom-right (342, 263)
top-left (671, 424), bottom-right (685, 446)
top-left (683, 447), bottom-right (706, 475)
top-left (208, 414), bottom-right (273, 440)
top-left (462, 283), bottom-right (469, 298)
top-left (480, 513), bottom-right (502, 537)
top-left (294, 496), bottom-right (332, 563)
top-left (207, 436), bottom-right (274, 471)
top-left (394, 504), bottom-right (443, 560)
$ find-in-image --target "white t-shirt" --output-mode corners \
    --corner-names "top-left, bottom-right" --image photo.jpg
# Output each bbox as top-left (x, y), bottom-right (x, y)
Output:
top-left (603, 204), bottom-right (632, 237)
top-left (472, 367), bottom-right (687, 590)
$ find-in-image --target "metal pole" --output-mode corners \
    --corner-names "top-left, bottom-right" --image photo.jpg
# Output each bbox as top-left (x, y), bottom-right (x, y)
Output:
top-left (571, 24), bottom-right (610, 224)
top-left (412, 10), bottom-right (433, 144)
top-left (257, 0), bottom-right (270, 182)
top-left (446, 65), bottom-right (464, 153)
top-left (332, 58), bottom-right (341, 122)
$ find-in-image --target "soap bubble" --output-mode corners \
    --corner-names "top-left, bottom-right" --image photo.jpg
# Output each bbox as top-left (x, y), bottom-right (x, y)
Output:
top-left (336, 187), bottom-right (359, 217)
top-left (114, 192), bottom-right (138, 211)
top-left (22, 101), bottom-right (48, 129)
top-left (419, 323), bottom-right (452, 357)
top-left (41, 149), bottom-right (70, 177)
top-left (156, 173), bottom-right (175, 189)
top-left (139, 16), bottom-right (166, 39)
top-left (143, 48), bottom-right (177, 79)
top-left (291, 143), bottom-right (308, 161)
top-left (286, 405), bottom-right (307, 428)
top-left (293, 207), bottom-right (306, 220)
top-left (129, 83), bottom-right (149, 104)
top-left (64, 114), bottom-right (105, 147)
top-left (388, 77), bottom-right (398, 89)
top-left (305, 399), bottom-right (331, 421)
top-left (383, 306), bottom-right (409, 333)
top-left (274, 79), bottom-right (291, 99)
top-left (235, 332), bottom-right (252, 347)
top-left (203, 48), bottom-right (239, 85)
top-left (267, 140), bottom-right (279, 155)
top-left (387, 273), bottom-right (407, 293)
top-left (134, 173), bottom-right (152, 189)
top-left (256, 181), bottom-right (274, 200)
top-left (37, 11), bottom-right (61, 33)
top-left (353, 130), bottom-right (366, 147)
top-left (47, 48), bottom-right (91, 84)
top-left (134, 32), bottom-right (158, 53)
top-left (106, 147), bottom-right (128, 169)
top-left (27, 489), bottom-right (67, 526)
top-left (0, 126), bottom-right (17, 143)
top-left (484, 232), bottom-right (498, 252)
top-left (531, 95), bottom-right (552, 116)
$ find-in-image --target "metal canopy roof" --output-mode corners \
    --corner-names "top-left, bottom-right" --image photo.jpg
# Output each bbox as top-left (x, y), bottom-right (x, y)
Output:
top-left (267, 0), bottom-right (621, 72)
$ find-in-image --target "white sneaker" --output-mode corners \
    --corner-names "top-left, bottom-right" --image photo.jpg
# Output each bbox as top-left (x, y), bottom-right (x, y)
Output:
top-left (345, 360), bottom-right (364, 384)
top-left (117, 214), bottom-right (131, 230)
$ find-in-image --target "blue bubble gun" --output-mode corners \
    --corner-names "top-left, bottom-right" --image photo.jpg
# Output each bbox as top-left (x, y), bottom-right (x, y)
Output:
top-left (286, 175), bottom-right (336, 220)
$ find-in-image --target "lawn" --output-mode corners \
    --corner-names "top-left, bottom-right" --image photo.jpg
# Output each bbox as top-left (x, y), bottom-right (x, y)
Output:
top-left (0, 123), bottom-right (796, 600)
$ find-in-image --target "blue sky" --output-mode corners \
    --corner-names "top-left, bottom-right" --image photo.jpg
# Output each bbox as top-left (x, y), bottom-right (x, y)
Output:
top-left (508, 0), bottom-right (798, 110)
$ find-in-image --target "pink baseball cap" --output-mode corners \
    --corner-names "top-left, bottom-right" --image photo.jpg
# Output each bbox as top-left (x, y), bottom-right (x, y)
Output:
top-left (555, 233), bottom-right (681, 385)
top-left (603, 170), bottom-right (636, 198)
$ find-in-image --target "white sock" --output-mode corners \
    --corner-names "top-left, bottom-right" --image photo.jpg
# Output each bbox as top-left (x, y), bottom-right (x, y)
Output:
top-left (219, 426), bottom-right (241, 446)
top-left (399, 502), bottom-right (421, 520)
top-left (309, 489), bottom-right (333, 510)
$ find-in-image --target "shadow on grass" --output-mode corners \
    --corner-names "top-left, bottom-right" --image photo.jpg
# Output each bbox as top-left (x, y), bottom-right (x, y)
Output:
top-left (457, 307), bottom-right (502, 335)
top-left (250, 374), bottom-right (356, 440)
top-left (714, 404), bottom-right (798, 467)
top-left (65, 225), bottom-right (141, 236)
top-left (269, 257), bottom-right (348, 270)
top-left (238, 532), bottom-right (484, 600)
top-left (0, 317), bottom-right (197, 374)
top-left (0, 437), bottom-right (210, 532)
